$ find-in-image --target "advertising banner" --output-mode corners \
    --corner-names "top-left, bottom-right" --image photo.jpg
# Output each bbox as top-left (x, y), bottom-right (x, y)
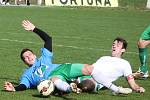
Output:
top-left (45, 0), bottom-right (118, 7)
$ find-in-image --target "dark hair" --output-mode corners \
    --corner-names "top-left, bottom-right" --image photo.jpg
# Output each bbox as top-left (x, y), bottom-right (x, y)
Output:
top-left (113, 37), bottom-right (128, 49)
top-left (20, 48), bottom-right (34, 62)
top-left (77, 79), bottom-right (95, 92)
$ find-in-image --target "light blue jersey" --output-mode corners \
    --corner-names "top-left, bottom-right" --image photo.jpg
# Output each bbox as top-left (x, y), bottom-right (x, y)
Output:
top-left (20, 48), bottom-right (60, 88)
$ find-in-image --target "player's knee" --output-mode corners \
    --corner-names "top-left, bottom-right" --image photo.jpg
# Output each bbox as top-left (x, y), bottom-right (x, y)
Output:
top-left (51, 77), bottom-right (60, 82)
top-left (82, 64), bottom-right (93, 75)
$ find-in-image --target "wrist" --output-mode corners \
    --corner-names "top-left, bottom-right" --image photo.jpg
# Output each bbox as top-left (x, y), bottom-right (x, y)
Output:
top-left (12, 87), bottom-right (16, 92)
top-left (32, 26), bottom-right (36, 31)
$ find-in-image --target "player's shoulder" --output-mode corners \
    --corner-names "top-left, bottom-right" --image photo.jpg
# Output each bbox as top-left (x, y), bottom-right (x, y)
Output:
top-left (41, 48), bottom-right (53, 55)
top-left (120, 58), bottom-right (130, 63)
top-left (99, 56), bottom-right (111, 59)
top-left (118, 58), bottom-right (131, 67)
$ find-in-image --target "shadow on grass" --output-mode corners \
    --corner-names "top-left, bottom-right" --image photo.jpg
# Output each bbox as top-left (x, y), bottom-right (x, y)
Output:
top-left (110, 93), bottom-right (133, 97)
top-left (32, 94), bottom-right (77, 100)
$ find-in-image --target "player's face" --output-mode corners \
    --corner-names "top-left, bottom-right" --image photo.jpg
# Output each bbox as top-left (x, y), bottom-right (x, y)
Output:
top-left (22, 51), bottom-right (36, 66)
top-left (111, 40), bottom-right (125, 57)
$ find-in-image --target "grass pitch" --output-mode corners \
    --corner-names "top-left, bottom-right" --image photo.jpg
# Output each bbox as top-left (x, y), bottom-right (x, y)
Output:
top-left (0, 6), bottom-right (150, 100)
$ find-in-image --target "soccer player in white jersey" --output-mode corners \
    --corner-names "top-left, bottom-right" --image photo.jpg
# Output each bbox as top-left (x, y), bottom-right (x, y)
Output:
top-left (46, 37), bottom-right (145, 95)
top-left (86, 37), bottom-right (145, 94)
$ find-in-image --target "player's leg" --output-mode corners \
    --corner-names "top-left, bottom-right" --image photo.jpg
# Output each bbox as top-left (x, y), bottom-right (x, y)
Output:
top-left (69, 64), bottom-right (86, 77)
top-left (138, 40), bottom-right (150, 74)
top-left (49, 64), bottom-right (83, 93)
top-left (50, 63), bottom-right (93, 93)
top-left (51, 76), bottom-right (71, 93)
top-left (48, 64), bottom-right (72, 93)
top-left (69, 64), bottom-right (92, 93)
top-left (50, 75), bottom-right (82, 93)
top-left (136, 26), bottom-right (150, 78)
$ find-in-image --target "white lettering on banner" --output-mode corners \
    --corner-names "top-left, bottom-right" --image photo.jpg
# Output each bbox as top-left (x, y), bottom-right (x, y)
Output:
top-left (45, 0), bottom-right (118, 7)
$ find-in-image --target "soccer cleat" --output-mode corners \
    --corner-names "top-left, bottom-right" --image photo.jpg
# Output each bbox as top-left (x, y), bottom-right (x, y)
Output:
top-left (132, 71), bottom-right (149, 79)
top-left (70, 83), bottom-right (82, 94)
top-left (76, 88), bottom-right (82, 94)
top-left (132, 72), bottom-right (144, 79)
top-left (70, 83), bottom-right (77, 92)
top-left (142, 71), bottom-right (149, 78)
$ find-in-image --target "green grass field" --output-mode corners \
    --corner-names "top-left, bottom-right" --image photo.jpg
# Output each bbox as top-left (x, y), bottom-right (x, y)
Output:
top-left (0, 5), bottom-right (150, 100)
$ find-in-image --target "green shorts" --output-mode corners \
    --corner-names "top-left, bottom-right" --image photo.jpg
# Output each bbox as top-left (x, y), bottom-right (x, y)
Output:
top-left (78, 76), bottom-right (92, 81)
top-left (48, 63), bottom-right (84, 82)
top-left (140, 25), bottom-right (150, 40)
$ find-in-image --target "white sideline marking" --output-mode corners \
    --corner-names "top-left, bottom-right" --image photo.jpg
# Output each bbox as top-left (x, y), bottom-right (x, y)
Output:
top-left (0, 38), bottom-right (38, 44)
top-left (0, 38), bottom-right (139, 55)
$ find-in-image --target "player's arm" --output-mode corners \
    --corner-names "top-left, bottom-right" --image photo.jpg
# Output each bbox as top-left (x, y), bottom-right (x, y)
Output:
top-left (127, 74), bottom-right (145, 93)
top-left (22, 20), bottom-right (52, 52)
top-left (4, 81), bottom-right (27, 91)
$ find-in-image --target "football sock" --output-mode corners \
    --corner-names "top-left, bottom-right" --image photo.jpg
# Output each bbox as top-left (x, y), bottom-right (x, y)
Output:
top-left (139, 48), bottom-right (148, 73)
top-left (109, 84), bottom-right (119, 93)
top-left (54, 79), bottom-right (71, 92)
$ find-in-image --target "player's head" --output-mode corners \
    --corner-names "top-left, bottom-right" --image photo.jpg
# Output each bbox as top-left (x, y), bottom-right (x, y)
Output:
top-left (111, 37), bottom-right (128, 57)
top-left (77, 79), bottom-right (95, 92)
top-left (20, 48), bottom-right (36, 66)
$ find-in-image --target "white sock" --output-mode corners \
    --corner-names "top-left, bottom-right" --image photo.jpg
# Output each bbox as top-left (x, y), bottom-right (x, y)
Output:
top-left (109, 84), bottom-right (119, 93)
top-left (54, 79), bottom-right (71, 92)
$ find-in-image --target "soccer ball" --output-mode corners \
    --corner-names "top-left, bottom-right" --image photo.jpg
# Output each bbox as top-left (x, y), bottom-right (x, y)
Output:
top-left (37, 80), bottom-right (55, 96)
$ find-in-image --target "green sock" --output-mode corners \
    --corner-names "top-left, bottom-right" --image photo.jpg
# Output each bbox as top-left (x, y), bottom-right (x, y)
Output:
top-left (139, 48), bottom-right (148, 73)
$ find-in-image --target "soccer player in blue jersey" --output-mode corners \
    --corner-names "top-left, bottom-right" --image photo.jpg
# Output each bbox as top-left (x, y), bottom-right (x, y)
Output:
top-left (4, 20), bottom-right (61, 91)
top-left (3, 20), bottom-right (93, 93)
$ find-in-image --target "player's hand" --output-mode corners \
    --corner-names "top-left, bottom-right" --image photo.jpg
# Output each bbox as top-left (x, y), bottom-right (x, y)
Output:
top-left (118, 86), bottom-right (132, 94)
top-left (22, 20), bottom-right (35, 31)
top-left (113, 86), bottom-right (132, 95)
top-left (135, 87), bottom-right (145, 93)
top-left (4, 81), bottom-right (15, 92)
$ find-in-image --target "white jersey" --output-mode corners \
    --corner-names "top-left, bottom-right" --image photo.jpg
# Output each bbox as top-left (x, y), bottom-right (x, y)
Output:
top-left (91, 56), bottom-right (132, 88)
